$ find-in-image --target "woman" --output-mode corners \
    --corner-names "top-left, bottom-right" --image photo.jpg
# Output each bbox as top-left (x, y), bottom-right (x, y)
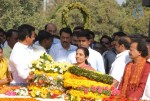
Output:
top-left (74, 47), bottom-right (95, 71)
top-left (0, 47), bottom-right (12, 85)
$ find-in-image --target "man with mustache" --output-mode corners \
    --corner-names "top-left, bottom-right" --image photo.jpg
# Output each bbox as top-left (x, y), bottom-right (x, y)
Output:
top-left (119, 39), bottom-right (150, 99)
top-left (48, 27), bottom-right (77, 62)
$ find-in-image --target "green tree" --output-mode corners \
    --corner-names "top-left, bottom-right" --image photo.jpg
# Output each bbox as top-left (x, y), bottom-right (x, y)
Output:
top-left (121, 0), bottom-right (150, 35)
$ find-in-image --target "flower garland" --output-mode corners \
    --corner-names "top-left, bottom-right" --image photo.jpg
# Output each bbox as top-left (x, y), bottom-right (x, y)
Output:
top-left (28, 53), bottom-right (71, 99)
top-left (64, 69), bottom-right (119, 100)
top-left (64, 72), bottom-right (111, 88)
top-left (68, 66), bottom-right (113, 84)
top-left (62, 2), bottom-right (91, 29)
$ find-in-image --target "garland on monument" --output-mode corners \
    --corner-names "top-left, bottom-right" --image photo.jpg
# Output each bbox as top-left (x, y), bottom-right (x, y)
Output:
top-left (62, 2), bottom-right (91, 29)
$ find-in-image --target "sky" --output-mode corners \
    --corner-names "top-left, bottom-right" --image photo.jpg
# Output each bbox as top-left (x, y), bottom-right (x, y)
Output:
top-left (116, 0), bottom-right (126, 5)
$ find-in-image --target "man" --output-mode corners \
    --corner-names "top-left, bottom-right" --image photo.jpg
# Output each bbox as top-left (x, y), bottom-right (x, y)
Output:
top-left (45, 23), bottom-right (60, 44)
top-left (33, 30), bottom-right (53, 59)
top-left (103, 31), bottom-right (126, 74)
top-left (49, 27), bottom-right (77, 62)
top-left (3, 29), bottom-right (18, 60)
top-left (109, 36), bottom-right (131, 88)
top-left (119, 39), bottom-right (150, 99)
top-left (68, 30), bottom-right (105, 73)
top-left (9, 24), bottom-right (36, 85)
top-left (71, 31), bottom-right (78, 46)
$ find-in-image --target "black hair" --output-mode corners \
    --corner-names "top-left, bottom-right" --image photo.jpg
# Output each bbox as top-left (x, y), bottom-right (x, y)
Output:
top-left (6, 29), bottom-right (18, 38)
top-left (84, 29), bottom-right (95, 39)
top-left (77, 30), bottom-right (91, 40)
top-left (100, 35), bottom-right (112, 44)
top-left (112, 31), bottom-right (126, 40)
top-left (76, 47), bottom-right (89, 65)
top-left (37, 30), bottom-right (53, 43)
top-left (59, 27), bottom-right (72, 36)
top-left (0, 28), bottom-right (5, 35)
top-left (73, 26), bottom-right (84, 32)
top-left (18, 24), bottom-right (35, 41)
top-left (132, 39), bottom-right (148, 57)
top-left (118, 36), bottom-right (131, 50)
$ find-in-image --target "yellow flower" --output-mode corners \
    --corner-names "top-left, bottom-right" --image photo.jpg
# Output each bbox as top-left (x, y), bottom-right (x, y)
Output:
top-left (50, 90), bottom-right (62, 95)
top-left (64, 72), bottom-right (111, 88)
top-left (30, 90), bottom-right (36, 98)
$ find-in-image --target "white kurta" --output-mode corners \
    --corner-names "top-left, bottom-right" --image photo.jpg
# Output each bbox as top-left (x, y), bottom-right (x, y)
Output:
top-left (109, 50), bottom-right (131, 83)
top-left (9, 42), bottom-right (35, 84)
top-left (141, 73), bottom-right (150, 100)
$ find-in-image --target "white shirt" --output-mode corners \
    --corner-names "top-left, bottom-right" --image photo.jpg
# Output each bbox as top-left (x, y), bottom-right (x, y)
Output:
top-left (67, 47), bottom-right (105, 74)
top-left (32, 43), bottom-right (46, 59)
top-left (9, 42), bottom-right (35, 84)
top-left (109, 50), bottom-right (131, 82)
top-left (49, 43), bottom-right (77, 62)
top-left (141, 73), bottom-right (150, 100)
top-left (53, 38), bottom-right (60, 44)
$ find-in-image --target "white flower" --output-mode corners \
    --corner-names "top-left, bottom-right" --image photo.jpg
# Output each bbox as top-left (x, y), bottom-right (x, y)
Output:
top-left (59, 69), bottom-right (63, 74)
top-left (15, 87), bottom-right (28, 96)
top-left (49, 77), bottom-right (53, 80)
top-left (31, 68), bottom-right (35, 71)
top-left (36, 90), bottom-right (40, 96)
top-left (54, 68), bottom-right (58, 72)
top-left (40, 59), bottom-right (44, 63)
top-left (57, 75), bottom-right (62, 79)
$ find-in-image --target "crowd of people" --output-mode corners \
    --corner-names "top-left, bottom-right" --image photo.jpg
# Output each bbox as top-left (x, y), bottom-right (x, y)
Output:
top-left (0, 23), bottom-right (150, 100)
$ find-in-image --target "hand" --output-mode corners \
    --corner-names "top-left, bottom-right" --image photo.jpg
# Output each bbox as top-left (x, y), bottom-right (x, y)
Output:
top-left (7, 72), bottom-right (13, 82)
top-left (27, 75), bottom-right (35, 83)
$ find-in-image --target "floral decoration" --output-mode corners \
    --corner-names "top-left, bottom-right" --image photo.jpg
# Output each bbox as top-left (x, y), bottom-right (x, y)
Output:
top-left (64, 67), bottom-right (119, 101)
top-left (62, 2), bottom-right (91, 29)
top-left (28, 53), bottom-right (71, 99)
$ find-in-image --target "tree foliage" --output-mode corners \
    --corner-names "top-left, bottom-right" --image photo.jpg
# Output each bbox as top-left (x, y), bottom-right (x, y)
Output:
top-left (0, 0), bottom-right (150, 39)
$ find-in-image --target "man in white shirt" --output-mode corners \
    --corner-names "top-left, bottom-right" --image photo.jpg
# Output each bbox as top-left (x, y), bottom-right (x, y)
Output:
top-left (33, 30), bottom-right (53, 59)
top-left (9, 24), bottom-right (36, 85)
top-left (67, 30), bottom-right (105, 74)
top-left (109, 36), bottom-right (131, 88)
top-left (49, 27), bottom-right (77, 62)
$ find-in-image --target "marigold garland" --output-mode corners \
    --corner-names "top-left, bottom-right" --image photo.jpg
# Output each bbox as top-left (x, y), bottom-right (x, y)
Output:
top-left (62, 2), bottom-right (91, 29)
top-left (68, 66), bottom-right (113, 84)
top-left (64, 72), bottom-right (111, 88)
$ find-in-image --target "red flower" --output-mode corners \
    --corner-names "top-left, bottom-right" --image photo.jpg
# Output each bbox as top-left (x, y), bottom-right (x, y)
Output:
top-left (51, 94), bottom-right (59, 98)
top-left (84, 87), bottom-right (89, 94)
top-left (110, 86), bottom-right (115, 90)
top-left (91, 86), bottom-right (97, 93)
top-left (97, 87), bottom-right (102, 93)
top-left (104, 86), bottom-right (109, 90)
